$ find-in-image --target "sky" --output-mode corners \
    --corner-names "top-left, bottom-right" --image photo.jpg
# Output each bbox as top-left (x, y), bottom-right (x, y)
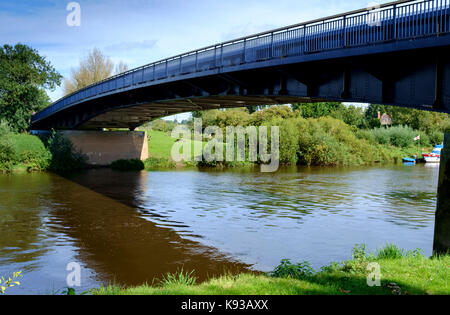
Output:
top-left (1, 0), bottom-right (380, 119)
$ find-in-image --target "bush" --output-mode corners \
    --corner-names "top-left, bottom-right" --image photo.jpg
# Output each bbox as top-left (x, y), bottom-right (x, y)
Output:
top-left (370, 126), bottom-right (417, 148)
top-left (389, 126), bottom-right (416, 147)
top-left (428, 130), bottom-right (444, 146)
top-left (271, 259), bottom-right (314, 279)
top-left (356, 129), bottom-right (376, 144)
top-left (10, 134), bottom-right (51, 171)
top-left (111, 159), bottom-right (144, 171)
top-left (47, 131), bottom-right (87, 172)
top-left (0, 139), bottom-right (17, 171)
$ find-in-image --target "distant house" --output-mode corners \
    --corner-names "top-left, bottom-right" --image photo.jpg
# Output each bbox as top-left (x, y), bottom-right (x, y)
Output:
top-left (378, 112), bottom-right (393, 126)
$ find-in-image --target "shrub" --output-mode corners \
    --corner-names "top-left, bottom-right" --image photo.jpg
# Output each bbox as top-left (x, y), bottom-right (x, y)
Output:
top-left (10, 134), bottom-right (51, 171)
top-left (0, 139), bottom-right (16, 171)
top-left (47, 131), bottom-right (87, 172)
top-left (428, 130), bottom-right (444, 146)
top-left (0, 120), bottom-right (12, 136)
top-left (389, 125), bottom-right (415, 147)
top-left (111, 159), bottom-right (144, 171)
top-left (370, 126), bottom-right (417, 148)
top-left (271, 259), bottom-right (314, 279)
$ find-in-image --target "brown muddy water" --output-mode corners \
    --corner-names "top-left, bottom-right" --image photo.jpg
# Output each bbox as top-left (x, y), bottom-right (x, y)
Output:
top-left (0, 164), bottom-right (440, 294)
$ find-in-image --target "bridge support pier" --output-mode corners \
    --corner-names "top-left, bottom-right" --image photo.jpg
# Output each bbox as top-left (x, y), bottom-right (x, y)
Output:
top-left (434, 133), bottom-right (450, 255)
top-left (61, 130), bottom-right (149, 166)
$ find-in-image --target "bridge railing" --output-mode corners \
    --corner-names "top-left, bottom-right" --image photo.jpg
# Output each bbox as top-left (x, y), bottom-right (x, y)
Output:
top-left (33, 0), bottom-right (450, 123)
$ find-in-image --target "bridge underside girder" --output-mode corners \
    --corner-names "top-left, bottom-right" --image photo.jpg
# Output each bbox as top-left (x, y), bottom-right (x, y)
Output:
top-left (32, 46), bottom-right (450, 130)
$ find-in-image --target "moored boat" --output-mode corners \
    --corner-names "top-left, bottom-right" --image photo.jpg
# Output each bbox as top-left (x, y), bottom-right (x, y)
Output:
top-left (402, 157), bottom-right (416, 164)
top-left (422, 144), bottom-right (444, 163)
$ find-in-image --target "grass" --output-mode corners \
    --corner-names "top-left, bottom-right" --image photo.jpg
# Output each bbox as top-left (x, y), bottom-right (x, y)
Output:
top-left (0, 133), bottom-right (50, 172)
top-left (147, 130), bottom-right (178, 159)
top-left (93, 245), bottom-right (450, 295)
top-left (145, 130), bottom-right (210, 170)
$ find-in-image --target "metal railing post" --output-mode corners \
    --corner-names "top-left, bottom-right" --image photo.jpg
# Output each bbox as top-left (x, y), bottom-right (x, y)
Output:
top-left (220, 44), bottom-right (224, 67)
top-left (393, 4), bottom-right (397, 40)
top-left (243, 39), bottom-right (247, 63)
top-left (342, 16), bottom-right (347, 47)
top-left (270, 32), bottom-right (274, 59)
top-left (165, 60), bottom-right (168, 77)
top-left (195, 51), bottom-right (198, 72)
top-left (303, 26), bottom-right (307, 53)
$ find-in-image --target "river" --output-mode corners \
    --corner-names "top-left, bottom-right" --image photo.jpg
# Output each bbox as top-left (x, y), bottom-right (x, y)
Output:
top-left (0, 164), bottom-right (439, 294)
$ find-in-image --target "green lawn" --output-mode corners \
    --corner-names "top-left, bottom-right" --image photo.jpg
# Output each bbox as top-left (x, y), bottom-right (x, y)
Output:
top-left (93, 246), bottom-right (450, 295)
top-left (147, 130), bottom-right (207, 160)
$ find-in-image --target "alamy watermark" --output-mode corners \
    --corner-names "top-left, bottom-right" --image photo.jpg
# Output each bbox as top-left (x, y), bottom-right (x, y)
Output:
top-left (66, 2), bottom-right (81, 27)
top-left (366, 262), bottom-right (381, 287)
top-left (66, 262), bottom-right (81, 287)
top-left (366, 1), bottom-right (383, 27)
top-left (171, 119), bottom-right (280, 173)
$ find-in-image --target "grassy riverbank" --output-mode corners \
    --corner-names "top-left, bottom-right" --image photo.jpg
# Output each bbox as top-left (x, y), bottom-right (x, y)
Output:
top-left (93, 245), bottom-right (450, 295)
top-left (144, 126), bottom-right (432, 170)
top-left (0, 122), bottom-right (86, 173)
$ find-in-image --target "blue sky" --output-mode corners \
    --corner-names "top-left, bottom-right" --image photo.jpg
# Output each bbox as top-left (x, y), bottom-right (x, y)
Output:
top-left (1, 0), bottom-right (380, 118)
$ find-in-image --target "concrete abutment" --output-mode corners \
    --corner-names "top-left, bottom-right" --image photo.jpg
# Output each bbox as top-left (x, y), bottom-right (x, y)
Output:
top-left (61, 131), bottom-right (149, 166)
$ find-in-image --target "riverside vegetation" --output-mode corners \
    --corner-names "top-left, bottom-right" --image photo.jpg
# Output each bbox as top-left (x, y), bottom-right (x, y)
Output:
top-left (1, 103), bottom-right (450, 172)
top-left (93, 244), bottom-right (450, 295)
top-left (141, 103), bottom-right (449, 170)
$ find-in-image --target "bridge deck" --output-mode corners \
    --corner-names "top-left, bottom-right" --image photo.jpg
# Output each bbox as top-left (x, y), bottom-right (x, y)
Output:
top-left (32, 0), bottom-right (450, 129)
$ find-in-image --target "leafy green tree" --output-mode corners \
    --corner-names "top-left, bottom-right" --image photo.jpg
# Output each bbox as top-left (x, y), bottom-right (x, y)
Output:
top-left (293, 102), bottom-right (345, 119)
top-left (0, 44), bottom-right (62, 132)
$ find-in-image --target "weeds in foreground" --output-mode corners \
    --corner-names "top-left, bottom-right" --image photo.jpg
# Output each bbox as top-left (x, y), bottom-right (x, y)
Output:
top-left (0, 271), bottom-right (22, 294)
top-left (161, 269), bottom-right (197, 286)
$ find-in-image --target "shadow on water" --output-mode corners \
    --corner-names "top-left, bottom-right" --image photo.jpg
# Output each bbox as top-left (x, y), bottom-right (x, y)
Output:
top-left (0, 170), bottom-right (252, 292)
top-left (55, 169), bottom-right (253, 286)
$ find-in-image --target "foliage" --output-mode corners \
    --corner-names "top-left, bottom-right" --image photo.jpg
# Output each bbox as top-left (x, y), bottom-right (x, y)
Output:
top-left (63, 48), bottom-right (128, 95)
top-left (271, 259), bottom-right (315, 279)
top-left (0, 44), bottom-right (62, 132)
top-left (11, 134), bottom-right (51, 171)
top-left (148, 119), bottom-right (176, 133)
top-left (369, 126), bottom-right (428, 148)
top-left (375, 244), bottom-right (406, 260)
top-left (144, 157), bottom-right (176, 170)
top-left (365, 104), bottom-right (450, 134)
top-left (111, 159), bottom-right (145, 171)
top-left (93, 245), bottom-right (450, 295)
top-left (428, 130), bottom-right (445, 145)
top-left (0, 137), bottom-right (16, 171)
top-left (293, 102), bottom-right (344, 119)
top-left (0, 271), bottom-right (22, 294)
top-left (47, 131), bottom-right (87, 172)
top-left (161, 269), bottom-right (197, 286)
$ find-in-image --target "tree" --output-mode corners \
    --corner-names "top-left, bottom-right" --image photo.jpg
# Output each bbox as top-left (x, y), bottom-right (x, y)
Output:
top-left (0, 44), bottom-right (62, 132)
top-left (115, 61), bottom-right (129, 74)
top-left (293, 102), bottom-right (345, 119)
top-left (63, 48), bottom-right (128, 95)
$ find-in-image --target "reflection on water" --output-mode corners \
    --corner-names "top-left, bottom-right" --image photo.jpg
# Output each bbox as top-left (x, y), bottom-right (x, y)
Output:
top-left (0, 164), bottom-right (439, 294)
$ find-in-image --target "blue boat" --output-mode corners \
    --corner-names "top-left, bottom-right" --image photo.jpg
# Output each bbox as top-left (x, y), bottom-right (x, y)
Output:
top-left (402, 157), bottom-right (416, 164)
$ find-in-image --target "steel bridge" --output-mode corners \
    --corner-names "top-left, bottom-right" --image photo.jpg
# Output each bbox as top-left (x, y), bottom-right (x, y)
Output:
top-left (32, 0), bottom-right (450, 130)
